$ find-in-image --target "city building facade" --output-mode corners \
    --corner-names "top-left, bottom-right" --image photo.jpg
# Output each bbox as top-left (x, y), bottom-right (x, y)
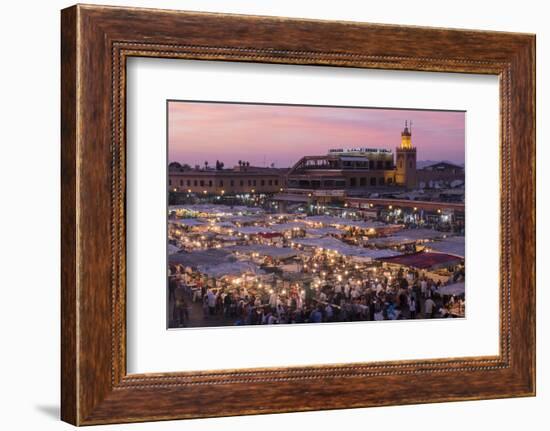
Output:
top-left (168, 163), bottom-right (288, 195)
top-left (280, 122), bottom-right (418, 203)
top-left (417, 161), bottom-right (464, 186)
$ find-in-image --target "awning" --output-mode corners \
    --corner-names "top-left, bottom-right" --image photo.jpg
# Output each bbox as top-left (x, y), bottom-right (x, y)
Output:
top-left (169, 218), bottom-right (205, 227)
top-left (377, 251), bottom-right (462, 270)
top-left (438, 282), bottom-right (465, 296)
top-left (229, 245), bottom-right (300, 260)
top-left (424, 236), bottom-right (465, 258)
top-left (169, 249), bottom-right (233, 267)
top-left (167, 244), bottom-right (180, 255)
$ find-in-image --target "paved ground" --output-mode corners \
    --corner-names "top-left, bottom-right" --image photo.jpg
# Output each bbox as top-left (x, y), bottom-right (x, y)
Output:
top-left (169, 293), bottom-right (236, 328)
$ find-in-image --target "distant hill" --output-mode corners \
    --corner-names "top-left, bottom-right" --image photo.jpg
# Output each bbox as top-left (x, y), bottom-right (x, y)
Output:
top-left (417, 160), bottom-right (465, 169)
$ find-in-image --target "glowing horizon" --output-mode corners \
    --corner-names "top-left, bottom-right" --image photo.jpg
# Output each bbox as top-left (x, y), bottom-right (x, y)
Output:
top-left (168, 101), bottom-right (465, 168)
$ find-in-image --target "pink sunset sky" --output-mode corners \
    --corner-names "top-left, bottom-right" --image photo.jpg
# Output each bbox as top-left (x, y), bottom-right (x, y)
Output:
top-left (168, 101), bottom-right (465, 168)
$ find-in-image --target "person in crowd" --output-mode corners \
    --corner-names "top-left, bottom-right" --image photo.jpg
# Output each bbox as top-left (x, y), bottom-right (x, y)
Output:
top-left (173, 283), bottom-right (189, 327)
top-left (206, 288), bottom-right (217, 315)
top-left (309, 306), bottom-right (323, 323)
top-left (408, 295), bottom-right (417, 319)
top-left (424, 297), bottom-right (436, 318)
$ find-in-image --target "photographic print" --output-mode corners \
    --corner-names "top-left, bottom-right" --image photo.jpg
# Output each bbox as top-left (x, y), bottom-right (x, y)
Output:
top-left (167, 101), bottom-right (466, 329)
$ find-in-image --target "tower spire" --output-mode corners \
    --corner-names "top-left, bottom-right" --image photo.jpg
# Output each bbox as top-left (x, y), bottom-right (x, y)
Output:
top-left (396, 120), bottom-right (417, 189)
top-left (400, 120), bottom-right (412, 149)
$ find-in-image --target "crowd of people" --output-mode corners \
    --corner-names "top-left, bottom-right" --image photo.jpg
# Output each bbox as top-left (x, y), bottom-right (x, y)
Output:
top-left (168, 251), bottom-right (465, 328)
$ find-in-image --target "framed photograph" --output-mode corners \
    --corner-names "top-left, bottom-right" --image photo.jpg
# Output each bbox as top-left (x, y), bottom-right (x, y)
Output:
top-left (61, 4), bottom-right (536, 425)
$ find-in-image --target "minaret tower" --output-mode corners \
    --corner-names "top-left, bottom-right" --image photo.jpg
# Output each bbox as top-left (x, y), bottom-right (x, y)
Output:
top-left (395, 121), bottom-right (418, 189)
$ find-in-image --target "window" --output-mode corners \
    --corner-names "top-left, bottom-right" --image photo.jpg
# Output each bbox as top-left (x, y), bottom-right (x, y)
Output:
top-left (379, 177), bottom-right (385, 185)
top-left (261, 180), bottom-right (265, 186)
top-left (248, 179), bottom-right (252, 186)
top-left (230, 180), bottom-right (234, 186)
top-left (377, 161), bottom-right (384, 169)
top-left (194, 180), bottom-right (198, 186)
top-left (200, 180), bottom-right (204, 187)
top-left (369, 160), bottom-right (375, 169)
top-left (240, 180), bottom-right (244, 186)
top-left (268, 179), bottom-right (272, 186)
top-left (253, 180), bottom-right (257, 186)
top-left (169, 179), bottom-right (172, 186)
top-left (187, 180), bottom-right (191, 186)
top-left (219, 180), bottom-right (224, 187)
top-left (180, 179), bottom-right (183, 186)
top-left (370, 177), bottom-right (376, 186)
top-left (387, 177), bottom-right (393, 184)
top-left (274, 180), bottom-right (278, 186)
top-left (208, 180), bottom-right (212, 187)
top-left (350, 178), bottom-right (357, 187)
